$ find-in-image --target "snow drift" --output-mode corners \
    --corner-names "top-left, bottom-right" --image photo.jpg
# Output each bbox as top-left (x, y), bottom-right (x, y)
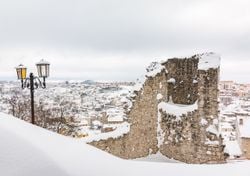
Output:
top-left (0, 112), bottom-right (249, 176)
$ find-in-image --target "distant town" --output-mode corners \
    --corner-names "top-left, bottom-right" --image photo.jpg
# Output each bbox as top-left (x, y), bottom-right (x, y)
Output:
top-left (0, 80), bottom-right (134, 137)
top-left (219, 81), bottom-right (250, 159)
top-left (0, 80), bottom-right (250, 159)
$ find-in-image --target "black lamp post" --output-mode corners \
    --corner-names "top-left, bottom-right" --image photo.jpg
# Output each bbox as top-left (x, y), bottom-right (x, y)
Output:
top-left (15, 59), bottom-right (50, 125)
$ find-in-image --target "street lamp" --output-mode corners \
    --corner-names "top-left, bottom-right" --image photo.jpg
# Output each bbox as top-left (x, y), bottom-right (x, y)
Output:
top-left (15, 60), bottom-right (50, 125)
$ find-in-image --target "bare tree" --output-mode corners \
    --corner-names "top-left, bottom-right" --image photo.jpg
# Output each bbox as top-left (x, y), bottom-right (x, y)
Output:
top-left (6, 91), bottom-right (19, 116)
top-left (5, 90), bottom-right (81, 137)
top-left (50, 99), bottom-right (80, 136)
top-left (35, 99), bottom-right (51, 128)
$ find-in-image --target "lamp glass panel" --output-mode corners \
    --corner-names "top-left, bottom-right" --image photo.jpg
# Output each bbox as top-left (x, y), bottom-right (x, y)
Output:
top-left (46, 65), bottom-right (50, 77)
top-left (37, 65), bottom-right (41, 77)
top-left (37, 65), bottom-right (42, 77)
top-left (37, 64), bottom-right (49, 77)
top-left (16, 68), bottom-right (26, 80)
top-left (16, 69), bottom-right (22, 79)
top-left (42, 65), bottom-right (46, 77)
top-left (21, 68), bottom-right (27, 79)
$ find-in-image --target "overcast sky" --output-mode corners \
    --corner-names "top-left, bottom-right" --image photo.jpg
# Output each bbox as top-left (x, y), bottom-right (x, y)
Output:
top-left (0, 0), bottom-right (250, 82)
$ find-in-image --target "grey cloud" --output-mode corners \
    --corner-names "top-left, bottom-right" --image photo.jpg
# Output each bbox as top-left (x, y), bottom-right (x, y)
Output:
top-left (0, 0), bottom-right (250, 82)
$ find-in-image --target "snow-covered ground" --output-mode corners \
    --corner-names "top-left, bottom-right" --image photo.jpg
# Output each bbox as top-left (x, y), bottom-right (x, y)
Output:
top-left (0, 81), bottom-right (133, 137)
top-left (1, 112), bottom-right (250, 176)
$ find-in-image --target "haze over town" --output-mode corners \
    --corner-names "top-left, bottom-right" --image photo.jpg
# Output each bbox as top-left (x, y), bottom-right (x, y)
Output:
top-left (0, 0), bottom-right (250, 83)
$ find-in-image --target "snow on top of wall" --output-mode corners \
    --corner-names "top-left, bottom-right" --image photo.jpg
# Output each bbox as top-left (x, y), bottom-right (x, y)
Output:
top-left (206, 124), bottom-right (219, 136)
top-left (107, 116), bottom-right (124, 122)
top-left (131, 61), bottom-right (166, 93)
top-left (197, 52), bottom-right (221, 70)
top-left (157, 93), bottom-right (163, 100)
top-left (131, 52), bottom-right (219, 95)
top-left (200, 118), bottom-right (208, 126)
top-left (167, 78), bottom-right (176, 84)
top-left (133, 76), bottom-right (146, 92)
top-left (205, 139), bottom-right (219, 145)
top-left (146, 62), bottom-right (165, 78)
top-left (193, 79), bottom-right (198, 84)
top-left (158, 101), bottom-right (198, 121)
top-left (83, 122), bottom-right (130, 143)
top-left (213, 119), bottom-right (219, 125)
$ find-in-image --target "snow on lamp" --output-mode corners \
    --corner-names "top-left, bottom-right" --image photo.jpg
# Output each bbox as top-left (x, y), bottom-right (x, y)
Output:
top-left (15, 64), bottom-right (27, 80)
top-left (36, 59), bottom-right (50, 78)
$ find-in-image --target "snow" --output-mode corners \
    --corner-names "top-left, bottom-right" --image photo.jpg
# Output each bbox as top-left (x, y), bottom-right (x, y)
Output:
top-left (15, 64), bottom-right (26, 69)
top-left (200, 118), bottom-right (208, 126)
top-left (134, 152), bottom-right (180, 163)
top-left (78, 119), bottom-right (88, 126)
top-left (103, 123), bottom-right (121, 129)
top-left (224, 141), bottom-right (242, 158)
top-left (157, 109), bottom-right (165, 148)
top-left (131, 52), bottom-right (219, 96)
top-left (167, 78), bottom-right (176, 84)
top-left (205, 139), bottom-right (219, 145)
top-left (1, 113), bottom-right (250, 176)
top-left (239, 117), bottom-right (250, 138)
top-left (213, 119), bottom-right (219, 125)
top-left (158, 101), bottom-right (198, 121)
top-left (131, 62), bottom-right (165, 92)
top-left (193, 79), bottom-right (198, 84)
top-left (83, 122), bottom-right (130, 143)
top-left (106, 108), bottom-right (126, 122)
top-left (198, 52), bottom-right (221, 70)
top-left (206, 124), bottom-right (219, 136)
top-left (206, 151), bottom-right (212, 155)
top-left (107, 116), bottom-right (124, 122)
top-left (92, 120), bottom-right (102, 126)
top-left (220, 122), bottom-right (233, 129)
top-left (157, 100), bottom-right (198, 146)
top-left (159, 82), bottom-right (163, 89)
top-left (157, 93), bottom-right (163, 100)
top-left (0, 112), bottom-right (122, 176)
top-left (36, 59), bottom-right (50, 65)
top-left (133, 76), bottom-right (146, 92)
top-left (146, 62), bottom-right (165, 78)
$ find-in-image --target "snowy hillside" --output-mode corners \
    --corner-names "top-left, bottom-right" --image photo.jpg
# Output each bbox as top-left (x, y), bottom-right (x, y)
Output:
top-left (0, 81), bottom-right (133, 138)
top-left (0, 112), bottom-right (249, 176)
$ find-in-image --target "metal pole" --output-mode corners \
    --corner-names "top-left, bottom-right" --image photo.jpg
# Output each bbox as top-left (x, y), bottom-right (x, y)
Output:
top-left (30, 73), bottom-right (35, 124)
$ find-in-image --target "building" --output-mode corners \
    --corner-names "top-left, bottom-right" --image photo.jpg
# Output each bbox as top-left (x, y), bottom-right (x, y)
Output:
top-left (236, 114), bottom-right (250, 159)
top-left (220, 81), bottom-right (235, 90)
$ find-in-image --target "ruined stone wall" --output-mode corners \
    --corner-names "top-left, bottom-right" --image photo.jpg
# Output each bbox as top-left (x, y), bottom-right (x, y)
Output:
top-left (91, 72), bottom-right (168, 159)
top-left (90, 53), bottom-right (226, 163)
top-left (163, 57), bottom-right (199, 104)
top-left (159, 58), bottom-right (225, 163)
